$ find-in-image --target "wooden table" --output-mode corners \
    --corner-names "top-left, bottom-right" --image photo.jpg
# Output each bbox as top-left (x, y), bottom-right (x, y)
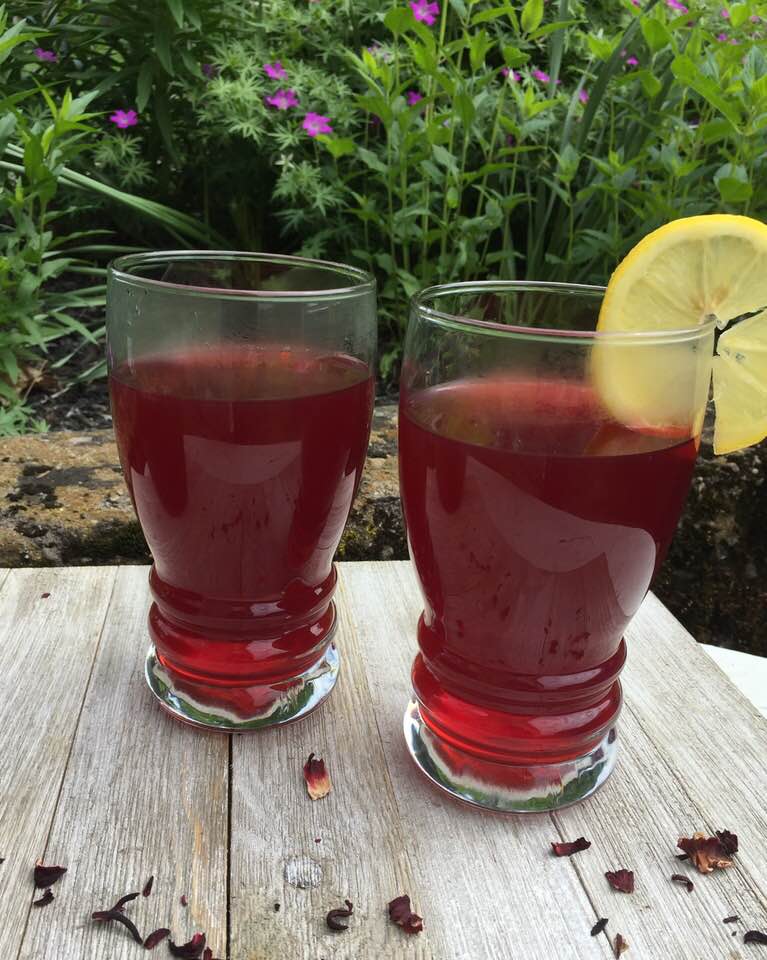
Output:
top-left (1, 563), bottom-right (766, 960)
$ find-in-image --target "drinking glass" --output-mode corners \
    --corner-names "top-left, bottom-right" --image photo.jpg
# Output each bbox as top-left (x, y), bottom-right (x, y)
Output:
top-left (107, 252), bottom-right (376, 730)
top-left (399, 282), bottom-right (714, 811)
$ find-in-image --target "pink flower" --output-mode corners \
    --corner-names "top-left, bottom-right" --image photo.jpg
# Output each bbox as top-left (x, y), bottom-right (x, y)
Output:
top-left (266, 88), bottom-right (299, 110)
top-left (33, 48), bottom-right (57, 62)
top-left (750, 14), bottom-right (761, 22)
top-left (410, 0), bottom-right (440, 26)
top-left (579, 88), bottom-right (589, 103)
top-left (716, 31), bottom-right (729, 40)
top-left (406, 90), bottom-right (423, 106)
top-left (666, 0), bottom-right (688, 11)
top-left (625, 55), bottom-right (639, 67)
top-left (303, 112), bottom-right (332, 137)
top-left (630, 0), bottom-right (641, 6)
top-left (109, 109), bottom-right (138, 128)
top-left (501, 66), bottom-right (521, 82)
top-left (720, 7), bottom-right (730, 16)
top-left (532, 68), bottom-right (561, 85)
top-left (263, 61), bottom-right (287, 80)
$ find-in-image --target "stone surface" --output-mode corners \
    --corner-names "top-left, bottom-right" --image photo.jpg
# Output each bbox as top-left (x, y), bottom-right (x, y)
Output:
top-left (0, 407), bottom-right (764, 656)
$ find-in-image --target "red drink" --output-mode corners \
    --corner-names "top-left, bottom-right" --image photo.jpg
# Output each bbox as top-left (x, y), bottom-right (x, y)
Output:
top-left (110, 345), bottom-right (374, 723)
top-left (399, 377), bottom-right (697, 787)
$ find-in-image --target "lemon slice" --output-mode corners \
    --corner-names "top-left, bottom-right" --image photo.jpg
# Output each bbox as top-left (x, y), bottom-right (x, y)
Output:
top-left (594, 214), bottom-right (767, 452)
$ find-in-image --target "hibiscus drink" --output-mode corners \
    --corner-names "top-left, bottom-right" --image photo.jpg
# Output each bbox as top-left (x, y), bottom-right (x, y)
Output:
top-left (399, 283), bottom-right (713, 810)
top-left (107, 252), bottom-right (376, 730)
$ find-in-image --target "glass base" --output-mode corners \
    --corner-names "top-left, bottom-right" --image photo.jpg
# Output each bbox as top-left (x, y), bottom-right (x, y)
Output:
top-left (404, 700), bottom-right (617, 813)
top-left (145, 641), bottom-right (339, 732)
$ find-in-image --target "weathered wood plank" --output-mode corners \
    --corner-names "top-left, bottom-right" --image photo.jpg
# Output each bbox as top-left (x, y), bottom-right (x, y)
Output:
top-left (340, 562), bottom-right (614, 960)
top-left (0, 567), bottom-right (117, 958)
top-left (229, 568), bottom-right (431, 960)
top-left (18, 567), bottom-right (230, 960)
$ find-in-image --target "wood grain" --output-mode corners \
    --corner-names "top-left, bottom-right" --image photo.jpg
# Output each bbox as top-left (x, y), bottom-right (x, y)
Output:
top-left (0, 566), bottom-right (117, 958)
top-left (229, 569), bottom-right (431, 960)
top-left (18, 567), bottom-right (230, 960)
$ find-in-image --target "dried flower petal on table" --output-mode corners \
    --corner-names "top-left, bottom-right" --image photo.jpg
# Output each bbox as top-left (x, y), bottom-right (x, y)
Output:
top-left (273, 902), bottom-right (280, 912)
top-left (744, 931), bottom-right (767, 945)
top-left (724, 916), bottom-right (740, 924)
top-left (91, 908), bottom-right (143, 944)
top-left (677, 833), bottom-right (733, 873)
top-left (551, 837), bottom-right (591, 857)
top-left (33, 889), bottom-right (54, 907)
top-left (142, 875), bottom-right (154, 897)
top-left (303, 753), bottom-right (331, 800)
top-left (614, 933), bottom-right (629, 957)
top-left (605, 870), bottom-right (634, 893)
top-left (716, 830), bottom-right (739, 855)
top-left (326, 899), bottom-right (354, 931)
top-left (169, 932), bottom-right (206, 958)
top-left (591, 918), bottom-right (608, 936)
top-left (110, 891), bottom-right (139, 912)
top-left (181, 894), bottom-right (188, 907)
top-left (34, 862), bottom-right (67, 888)
top-left (144, 928), bottom-right (170, 949)
top-left (670, 874), bottom-right (694, 892)
top-left (388, 894), bottom-right (424, 935)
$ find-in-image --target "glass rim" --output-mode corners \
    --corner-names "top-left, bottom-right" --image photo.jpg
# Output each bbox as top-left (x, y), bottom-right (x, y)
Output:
top-left (108, 250), bottom-right (376, 302)
top-left (412, 280), bottom-right (719, 344)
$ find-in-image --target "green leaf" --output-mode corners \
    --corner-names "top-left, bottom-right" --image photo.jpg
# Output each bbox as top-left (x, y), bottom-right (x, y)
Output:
top-left (469, 29), bottom-right (493, 71)
top-left (671, 54), bottom-right (741, 130)
top-left (586, 34), bottom-right (616, 61)
top-left (384, 7), bottom-right (413, 35)
top-left (557, 142), bottom-right (580, 184)
top-left (730, 3), bottom-right (749, 28)
top-left (448, 0), bottom-right (468, 18)
top-left (528, 19), bottom-right (579, 40)
top-left (502, 45), bottom-right (529, 68)
top-left (446, 184), bottom-right (459, 208)
top-left (137, 60), bottom-right (154, 112)
top-left (154, 26), bottom-right (174, 75)
top-left (714, 163), bottom-right (752, 203)
top-left (319, 136), bottom-right (355, 158)
top-left (698, 118), bottom-right (733, 144)
top-left (357, 147), bottom-right (388, 174)
top-left (453, 90), bottom-right (475, 127)
top-left (166, 0), bottom-right (184, 28)
top-left (636, 69), bottom-right (662, 98)
top-left (521, 0), bottom-right (544, 33)
top-left (641, 17), bottom-right (673, 54)
top-left (472, 6), bottom-right (519, 30)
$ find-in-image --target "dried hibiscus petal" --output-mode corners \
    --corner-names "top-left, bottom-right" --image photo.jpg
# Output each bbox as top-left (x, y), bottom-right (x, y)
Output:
top-left (388, 894), bottom-right (424, 935)
top-left (551, 837), bottom-right (591, 857)
top-left (34, 862), bottom-right (67, 888)
top-left (591, 918), bottom-right (608, 936)
top-left (326, 899), bottom-right (354, 932)
top-left (744, 931), bottom-right (767, 945)
top-left (181, 894), bottom-right (188, 907)
top-left (91, 908), bottom-right (143, 944)
top-left (677, 833), bottom-right (734, 873)
top-left (670, 874), bottom-right (694, 893)
top-left (142, 875), bottom-right (154, 897)
top-left (169, 932), bottom-right (206, 958)
top-left (724, 916), bottom-right (740, 924)
top-left (716, 830), bottom-right (739, 855)
top-left (144, 928), bottom-right (170, 949)
top-left (605, 870), bottom-right (634, 893)
top-left (33, 889), bottom-right (54, 908)
top-left (303, 753), bottom-right (331, 800)
top-left (614, 933), bottom-right (629, 957)
top-left (111, 891), bottom-right (139, 912)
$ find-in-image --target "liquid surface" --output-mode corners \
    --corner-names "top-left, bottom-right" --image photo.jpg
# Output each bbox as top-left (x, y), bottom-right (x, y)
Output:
top-left (111, 345), bottom-right (374, 687)
top-left (399, 377), bottom-right (698, 763)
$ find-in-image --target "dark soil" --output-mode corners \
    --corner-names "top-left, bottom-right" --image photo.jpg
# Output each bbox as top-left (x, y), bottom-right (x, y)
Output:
top-left (26, 335), bottom-right (112, 431)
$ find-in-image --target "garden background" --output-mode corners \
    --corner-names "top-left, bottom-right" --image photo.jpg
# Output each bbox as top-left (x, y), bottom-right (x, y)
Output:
top-left (0, 0), bottom-right (765, 654)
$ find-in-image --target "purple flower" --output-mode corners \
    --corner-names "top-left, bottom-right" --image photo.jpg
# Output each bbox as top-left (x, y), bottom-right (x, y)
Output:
top-left (266, 88), bottom-right (299, 110)
top-left (720, 7), bottom-right (730, 17)
top-left (630, 0), bottom-right (641, 6)
top-left (406, 90), bottom-right (423, 106)
top-left (303, 112), bottom-right (332, 137)
top-left (410, 0), bottom-right (440, 26)
top-left (579, 88), bottom-right (589, 103)
top-left (33, 48), bottom-right (57, 62)
top-left (625, 55), bottom-right (640, 67)
top-left (501, 66), bottom-right (522, 82)
top-left (201, 63), bottom-right (219, 79)
top-left (716, 31), bottom-right (729, 40)
top-left (109, 109), bottom-right (138, 129)
top-left (506, 133), bottom-right (516, 147)
top-left (666, 0), bottom-right (688, 11)
top-left (263, 61), bottom-right (287, 80)
top-left (750, 14), bottom-right (761, 22)
top-left (531, 68), bottom-right (560, 84)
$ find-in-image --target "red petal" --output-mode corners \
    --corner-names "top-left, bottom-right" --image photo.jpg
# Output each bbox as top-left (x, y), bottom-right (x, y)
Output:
top-left (605, 870), bottom-right (634, 893)
top-left (551, 837), bottom-right (591, 857)
top-left (303, 753), bottom-right (331, 800)
top-left (388, 894), bottom-right (424, 935)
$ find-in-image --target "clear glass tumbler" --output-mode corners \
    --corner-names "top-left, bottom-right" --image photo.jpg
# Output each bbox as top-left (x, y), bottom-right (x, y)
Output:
top-left (107, 252), bottom-right (376, 730)
top-left (398, 282), bottom-right (714, 811)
